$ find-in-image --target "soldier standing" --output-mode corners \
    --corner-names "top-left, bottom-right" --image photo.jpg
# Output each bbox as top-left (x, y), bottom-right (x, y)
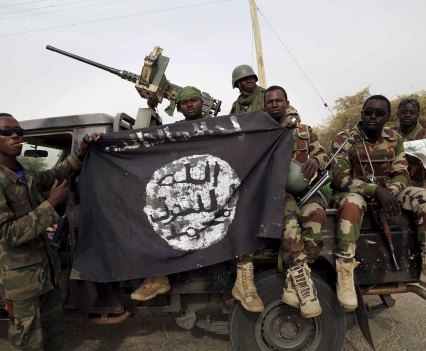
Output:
top-left (231, 85), bottom-right (329, 318)
top-left (331, 95), bottom-right (426, 310)
top-left (230, 64), bottom-right (300, 121)
top-left (131, 86), bottom-right (205, 302)
top-left (394, 98), bottom-right (426, 187)
top-left (0, 113), bottom-right (98, 350)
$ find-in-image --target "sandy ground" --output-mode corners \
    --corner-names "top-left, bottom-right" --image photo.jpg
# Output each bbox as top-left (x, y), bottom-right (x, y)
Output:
top-left (0, 293), bottom-right (424, 351)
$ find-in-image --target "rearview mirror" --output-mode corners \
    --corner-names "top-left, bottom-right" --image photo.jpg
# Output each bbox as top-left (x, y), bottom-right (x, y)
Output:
top-left (24, 149), bottom-right (48, 158)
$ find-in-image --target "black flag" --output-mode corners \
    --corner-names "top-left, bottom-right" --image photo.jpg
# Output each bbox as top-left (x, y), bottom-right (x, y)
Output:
top-left (72, 112), bottom-right (293, 282)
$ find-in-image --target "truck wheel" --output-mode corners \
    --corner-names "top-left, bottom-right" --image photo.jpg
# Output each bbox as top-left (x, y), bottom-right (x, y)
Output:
top-left (229, 269), bottom-right (345, 351)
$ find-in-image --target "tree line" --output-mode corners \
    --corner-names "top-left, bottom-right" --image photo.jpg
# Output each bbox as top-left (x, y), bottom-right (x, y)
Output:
top-left (314, 87), bottom-right (426, 153)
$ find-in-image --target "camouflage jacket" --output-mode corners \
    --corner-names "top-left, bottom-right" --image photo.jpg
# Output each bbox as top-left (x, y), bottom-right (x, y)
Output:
top-left (331, 122), bottom-right (410, 197)
top-left (230, 88), bottom-right (301, 122)
top-left (0, 154), bottom-right (80, 300)
top-left (290, 124), bottom-right (329, 169)
top-left (394, 122), bottom-right (426, 187)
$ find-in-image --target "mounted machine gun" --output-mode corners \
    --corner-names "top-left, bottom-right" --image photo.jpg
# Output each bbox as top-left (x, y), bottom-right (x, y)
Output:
top-left (46, 45), bottom-right (222, 126)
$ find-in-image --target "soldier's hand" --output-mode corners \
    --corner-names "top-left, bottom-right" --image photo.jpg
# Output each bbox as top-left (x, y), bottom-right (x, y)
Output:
top-left (47, 180), bottom-right (69, 207)
top-left (301, 158), bottom-right (319, 181)
top-left (374, 186), bottom-right (400, 217)
top-left (79, 133), bottom-right (102, 157)
top-left (281, 116), bottom-right (298, 128)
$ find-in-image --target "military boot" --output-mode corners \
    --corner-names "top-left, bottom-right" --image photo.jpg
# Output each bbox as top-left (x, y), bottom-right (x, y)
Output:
top-left (287, 263), bottom-right (322, 318)
top-left (420, 252), bottom-right (426, 288)
top-left (131, 276), bottom-right (171, 301)
top-left (281, 272), bottom-right (300, 309)
top-left (336, 258), bottom-right (360, 310)
top-left (232, 262), bottom-right (264, 312)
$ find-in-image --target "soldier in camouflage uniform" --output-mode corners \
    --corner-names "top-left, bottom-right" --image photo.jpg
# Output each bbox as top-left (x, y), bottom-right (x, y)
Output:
top-left (131, 86), bottom-right (205, 302)
top-left (0, 113), bottom-right (98, 350)
top-left (267, 86), bottom-right (329, 318)
top-left (331, 95), bottom-right (426, 310)
top-left (230, 64), bottom-right (301, 122)
top-left (232, 86), bottom-right (329, 317)
top-left (394, 98), bottom-right (426, 187)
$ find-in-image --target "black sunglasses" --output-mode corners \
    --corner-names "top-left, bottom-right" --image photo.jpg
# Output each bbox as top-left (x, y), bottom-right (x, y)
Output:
top-left (362, 107), bottom-right (387, 118)
top-left (0, 127), bottom-right (25, 136)
top-left (399, 98), bottom-right (419, 108)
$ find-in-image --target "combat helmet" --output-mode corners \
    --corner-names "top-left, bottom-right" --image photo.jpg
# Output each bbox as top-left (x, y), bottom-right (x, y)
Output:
top-left (232, 64), bottom-right (258, 88)
top-left (286, 159), bottom-right (310, 195)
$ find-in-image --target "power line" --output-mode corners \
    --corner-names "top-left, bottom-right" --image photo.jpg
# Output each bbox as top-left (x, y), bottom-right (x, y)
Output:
top-left (0, 0), bottom-right (133, 21)
top-left (0, 0), bottom-right (97, 16)
top-left (254, 4), bottom-right (334, 116)
top-left (0, 0), bottom-right (49, 10)
top-left (0, 0), bottom-right (231, 38)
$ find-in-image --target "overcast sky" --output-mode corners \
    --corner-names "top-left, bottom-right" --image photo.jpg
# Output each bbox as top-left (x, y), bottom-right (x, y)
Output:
top-left (0, 0), bottom-right (425, 127)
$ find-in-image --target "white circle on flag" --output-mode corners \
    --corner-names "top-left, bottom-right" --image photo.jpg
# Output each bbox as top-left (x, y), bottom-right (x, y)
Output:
top-left (144, 154), bottom-right (240, 251)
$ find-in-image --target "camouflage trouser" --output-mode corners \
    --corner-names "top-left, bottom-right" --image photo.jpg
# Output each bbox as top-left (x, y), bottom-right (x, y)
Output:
top-left (334, 193), bottom-right (367, 258)
top-left (9, 287), bottom-right (64, 351)
top-left (334, 187), bottom-right (426, 258)
top-left (398, 186), bottom-right (426, 251)
top-left (281, 193), bottom-right (326, 266)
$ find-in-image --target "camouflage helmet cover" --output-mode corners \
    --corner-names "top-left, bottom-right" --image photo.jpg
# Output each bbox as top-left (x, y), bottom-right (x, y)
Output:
top-left (232, 64), bottom-right (258, 88)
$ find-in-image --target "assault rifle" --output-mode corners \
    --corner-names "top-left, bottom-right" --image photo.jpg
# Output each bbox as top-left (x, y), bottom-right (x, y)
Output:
top-left (50, 214), bottom-right (69, 250)
top-left (298, 137), bottom-right (356, 206)
top-left (353, 136), bottom-right (400, 271)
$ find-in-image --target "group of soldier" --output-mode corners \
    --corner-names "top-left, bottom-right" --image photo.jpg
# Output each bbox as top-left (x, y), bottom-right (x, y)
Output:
top-left (0, 63), bottom-right (425, 350)
top-left (131, 65), bottom-right (426, 321)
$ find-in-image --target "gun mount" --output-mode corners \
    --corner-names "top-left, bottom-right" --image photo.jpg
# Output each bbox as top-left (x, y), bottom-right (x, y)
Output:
top-left (46, 45), bottom-right (222, 120)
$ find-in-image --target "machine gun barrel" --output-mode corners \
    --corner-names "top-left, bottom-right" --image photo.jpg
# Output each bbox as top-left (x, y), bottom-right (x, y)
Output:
top-left (46, 45), bottom-right (141, 83)
top-left (46, 45), bottom-right (221, 118)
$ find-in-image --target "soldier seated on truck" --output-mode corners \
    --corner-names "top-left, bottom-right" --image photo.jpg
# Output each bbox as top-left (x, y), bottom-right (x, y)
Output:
top-left (231, 85), bottom-right (330, 318)
top-left (131, 86), bottom-right (206, 301)
top-left (394, 98), bottom-right (426, 188)
top-left (331, 95), bottom-right (426, 311)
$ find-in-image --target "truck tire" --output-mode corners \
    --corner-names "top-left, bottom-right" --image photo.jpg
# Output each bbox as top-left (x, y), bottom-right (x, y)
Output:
top-left (229, 269), bottom-right (345, 351)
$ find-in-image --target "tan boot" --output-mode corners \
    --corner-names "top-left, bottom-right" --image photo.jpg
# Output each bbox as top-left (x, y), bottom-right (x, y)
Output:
top-left (336, 258), bottom-right (360, 310)
top-left (420, 252), bottom-right (426, 288)
top-left (232, 262), bottom-right (264, 312)
top-left (131, 276), bottom-right (171, 301)
top-left (287, 263), bottom-right (322, 318)
top-left (281, 272), bottom-right (300, 309)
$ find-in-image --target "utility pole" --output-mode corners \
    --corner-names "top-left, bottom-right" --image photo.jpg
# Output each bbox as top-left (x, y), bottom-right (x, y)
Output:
top-left (249, 0), bottom-right (266, 88)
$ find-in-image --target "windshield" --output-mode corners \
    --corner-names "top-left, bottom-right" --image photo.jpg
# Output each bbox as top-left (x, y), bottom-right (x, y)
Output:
top-left (19, 145), bottom-right (64, 171)
top-left (18, 132), bottom-right (73, 171)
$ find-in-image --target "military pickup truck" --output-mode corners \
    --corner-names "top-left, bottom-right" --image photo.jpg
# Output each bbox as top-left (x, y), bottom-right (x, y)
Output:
top-left (0, 112), bottom-right (423, 351)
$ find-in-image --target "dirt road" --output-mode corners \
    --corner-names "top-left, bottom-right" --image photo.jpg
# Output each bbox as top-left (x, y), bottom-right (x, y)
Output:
top-left (0, 293), bottom-right (424, 350)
